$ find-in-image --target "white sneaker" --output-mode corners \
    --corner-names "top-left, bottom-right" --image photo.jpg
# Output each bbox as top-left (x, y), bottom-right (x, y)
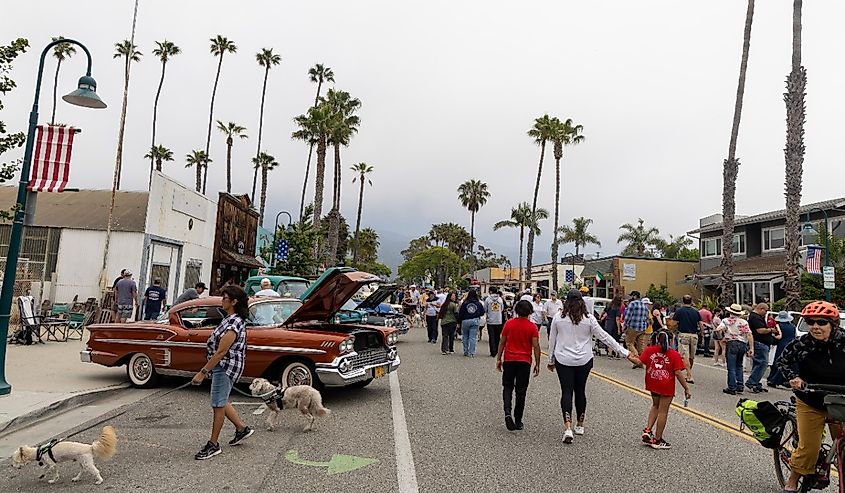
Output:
top-left (574, 425), bottom-right (585, 436)
top-left (563, 429), bottom-right (574, 444)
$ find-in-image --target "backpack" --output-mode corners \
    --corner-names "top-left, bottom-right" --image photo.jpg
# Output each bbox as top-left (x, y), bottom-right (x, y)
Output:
top-left (736, 399), bottom-right (787, 449)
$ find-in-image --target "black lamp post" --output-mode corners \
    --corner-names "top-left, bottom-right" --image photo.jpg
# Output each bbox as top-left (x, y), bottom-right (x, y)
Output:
top-left (270, 210), bottom-right (293, 267)
top-left (0, 38), bottom-right (106, 395)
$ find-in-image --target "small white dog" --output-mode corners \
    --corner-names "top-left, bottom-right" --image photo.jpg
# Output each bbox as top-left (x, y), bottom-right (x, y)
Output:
top-left (249, 378), bottom-right (330, 432)
top-left (12, 425), bottom-right (117, 485)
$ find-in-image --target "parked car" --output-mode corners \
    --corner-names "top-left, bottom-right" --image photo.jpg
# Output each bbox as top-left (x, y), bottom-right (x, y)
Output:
top-left (81, 269), bottom-right (400, 390)
top-left (356, 284), bottom-right (409, 335)
top-left (243, 274), bottom-right (310, 298)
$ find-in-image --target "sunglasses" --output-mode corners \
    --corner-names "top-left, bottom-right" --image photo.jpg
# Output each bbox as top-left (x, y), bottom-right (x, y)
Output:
top-left (805, 318), bottom-right (832, 327)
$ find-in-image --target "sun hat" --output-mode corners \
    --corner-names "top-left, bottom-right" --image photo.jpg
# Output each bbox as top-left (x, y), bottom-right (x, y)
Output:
top-left (774, 310), bottom-right (792, 323)
top-left (725, 303), bottom-right (745, 316)
top-left (641, 297), bottom-right (652, 305)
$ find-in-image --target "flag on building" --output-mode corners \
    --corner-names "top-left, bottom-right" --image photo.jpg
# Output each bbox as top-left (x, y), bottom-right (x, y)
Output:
top-left (27, 125), bottom-right (76, 192)
top-left (595, 271), bottom-right (604, 283)
top-left (565, 269), bottom-right (574, 283)
top-left (275, 239), bottom-right (290, 262)
top-left (806, 246), bottom-right (823, 275)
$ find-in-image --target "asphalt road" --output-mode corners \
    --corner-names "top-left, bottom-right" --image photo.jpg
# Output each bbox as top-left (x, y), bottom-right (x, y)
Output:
top-left (1, 327), bottom-right (838, 492)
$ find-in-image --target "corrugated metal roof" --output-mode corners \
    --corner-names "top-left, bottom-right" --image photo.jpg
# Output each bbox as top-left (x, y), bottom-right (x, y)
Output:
top-left (689, 197), bottom-right (845, 234)
top-left (0, 186), bottom-right (148, 232)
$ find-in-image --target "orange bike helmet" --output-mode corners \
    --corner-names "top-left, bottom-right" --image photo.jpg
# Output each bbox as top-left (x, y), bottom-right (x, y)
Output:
top-left (801, 301), bottom-right (840, 319)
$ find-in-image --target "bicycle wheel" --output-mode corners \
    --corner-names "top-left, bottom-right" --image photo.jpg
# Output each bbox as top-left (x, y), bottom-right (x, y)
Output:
top-left (775, 416), bottom-right (799, 488)
top-left (837, 437), bottom-right (844, 493)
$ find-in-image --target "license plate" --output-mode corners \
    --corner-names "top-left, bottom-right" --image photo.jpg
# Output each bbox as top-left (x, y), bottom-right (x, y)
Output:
top-left (374, 365), bottom-right (386, 378)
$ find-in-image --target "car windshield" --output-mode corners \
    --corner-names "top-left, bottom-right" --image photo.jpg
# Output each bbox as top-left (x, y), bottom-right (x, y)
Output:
top-left (278, 280), bottom-right (309, 299)
top-left (340, 299), bottom-right (359, 312)
top-left (248, 299), bottom-right (302, 326)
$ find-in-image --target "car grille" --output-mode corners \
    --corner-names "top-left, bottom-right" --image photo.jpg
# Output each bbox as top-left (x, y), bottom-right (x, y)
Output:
top-left (350, 348), bottom-right (388, 369)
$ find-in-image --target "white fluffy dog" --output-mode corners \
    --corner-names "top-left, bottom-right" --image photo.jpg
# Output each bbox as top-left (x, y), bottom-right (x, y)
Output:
top-left (249, 378), bottom-right (330, 432)
top-left (12, 425), bottom-right (117, 485)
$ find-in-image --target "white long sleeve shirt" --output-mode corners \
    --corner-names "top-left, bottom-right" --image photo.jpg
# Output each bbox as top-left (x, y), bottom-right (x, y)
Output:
top-left (548, 313), bottom-right (629, 366)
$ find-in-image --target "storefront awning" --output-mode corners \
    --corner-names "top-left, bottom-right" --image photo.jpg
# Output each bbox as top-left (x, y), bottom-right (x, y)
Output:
top-left (220, 248), bottom-right (264, 269)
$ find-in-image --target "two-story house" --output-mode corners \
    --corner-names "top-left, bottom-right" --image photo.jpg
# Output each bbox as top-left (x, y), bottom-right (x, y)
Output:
top-left (687, 197), bottom-right (845, 306)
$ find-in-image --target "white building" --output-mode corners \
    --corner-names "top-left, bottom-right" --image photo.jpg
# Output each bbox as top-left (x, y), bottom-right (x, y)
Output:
top-left (0, 172), bottom-right (216, 307)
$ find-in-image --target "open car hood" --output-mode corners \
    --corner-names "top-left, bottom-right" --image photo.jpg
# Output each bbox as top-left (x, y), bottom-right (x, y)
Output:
top-left (283, 269), bottom-right (383, 325)
top-left (355, 284), bottom-right (397, 310)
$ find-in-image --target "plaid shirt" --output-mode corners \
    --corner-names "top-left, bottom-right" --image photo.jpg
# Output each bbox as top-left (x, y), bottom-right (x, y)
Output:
top-left (623, 299), bottom-right (649, 330)
top-left (207, 313), bottom-right (247, 382)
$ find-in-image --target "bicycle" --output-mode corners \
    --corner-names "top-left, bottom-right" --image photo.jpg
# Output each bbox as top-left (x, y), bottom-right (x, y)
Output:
top-left (773, 383), bottom-right (845, 493)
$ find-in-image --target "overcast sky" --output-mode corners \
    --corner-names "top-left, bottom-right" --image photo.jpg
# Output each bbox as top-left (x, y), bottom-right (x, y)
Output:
top-left (3, 1), bottom-right (845, 268)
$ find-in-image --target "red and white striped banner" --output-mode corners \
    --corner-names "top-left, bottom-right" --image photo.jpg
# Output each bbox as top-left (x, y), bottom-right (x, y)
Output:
top-left (27, 124), bottom-right (75, 192)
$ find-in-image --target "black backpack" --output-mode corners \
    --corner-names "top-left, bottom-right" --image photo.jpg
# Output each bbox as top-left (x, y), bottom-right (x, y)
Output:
top-left (736, 399), bottom-right (787, 449)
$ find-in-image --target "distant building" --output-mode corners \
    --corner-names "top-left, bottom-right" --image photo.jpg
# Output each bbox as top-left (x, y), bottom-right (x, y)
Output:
top-left (688, 197), bottom-right (845, 305)
top-left (580, 256), bottom-right (698, 300)
top-left (0, 172), bottom-right (216, 308)
top-left (210, 193), bottom-right (262, 294)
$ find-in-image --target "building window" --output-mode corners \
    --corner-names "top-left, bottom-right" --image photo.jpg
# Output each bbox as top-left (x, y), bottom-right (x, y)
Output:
top-left (701, 233), bottom-right (745, 258)
top-left (733, 233), bottom-right (746, 255)
top-left (763, 227), bottom-right (785, 251)
top-left (184, 259), bottom-right (203, 290)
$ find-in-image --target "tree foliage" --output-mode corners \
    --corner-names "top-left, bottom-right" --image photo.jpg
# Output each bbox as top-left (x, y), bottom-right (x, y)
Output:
top-left (558, 217), bottom-right (601, 256)
top-left (618, 218), bottom-right (661, 257)
top-left (645, 284), bottom-right (678, 309)
top-left (655, 234), bottom-right (699, 261)
top-left (269, 211), bottom-right (319, 277)
top-left (0, 38), bottom-right (28, 219)
top-left (398, 246), bottom-right (465, 288)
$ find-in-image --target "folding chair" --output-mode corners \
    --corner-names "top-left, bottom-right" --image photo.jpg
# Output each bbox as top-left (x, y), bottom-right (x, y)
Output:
top-left (66, 311), bottom-right (90, 341)
top-left (50, 303), bottom-right (69, 318)
top-left (17, 296), bottom-right (68, 343)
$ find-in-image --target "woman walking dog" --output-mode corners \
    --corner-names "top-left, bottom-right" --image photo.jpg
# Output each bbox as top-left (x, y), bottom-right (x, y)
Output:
top-left (191, 285), bottom-right (254, 460)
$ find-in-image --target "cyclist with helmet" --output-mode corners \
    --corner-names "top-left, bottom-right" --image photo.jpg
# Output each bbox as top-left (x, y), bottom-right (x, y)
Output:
top-left (776, 301), bottom-right (845, 492)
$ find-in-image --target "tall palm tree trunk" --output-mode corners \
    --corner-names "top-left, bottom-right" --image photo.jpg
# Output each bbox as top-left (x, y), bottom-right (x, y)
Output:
top-left (551, 156), bottom-right (561, 293)
top-left (470, 211), bottom-right (475, 255)
top-left (260, 165), bottom-right (268, 224)
top-left (203, 54), bottom-right (224, 195)
top-left (149, 60), bottom-right (166, 188)
top-left (51, 60), bottom-right (61, 125)
top-left (352, 177), bottom-right (365, 264)
top-left (299, 80), bottom-right (324, 221)
top-left (783, 0), bottom-right (805, 310)
top-left (155, 157), bottom-right (162, 172)
top-left (526, 141), bottom-right (546, 282)
top-left (326, 144), bottom-right (342, 265)
top-left (225, 137), bottom-right (233, 193)
top-left (195, 165), bottom-right (202, 192)
top-left (252, 66), bottom-right (270, 202)
top-left (518, 227), bottom-right (525, 290)
top-left (720, 0), bottom-right (755, 306)
top-left (114, 58), bottom-right (131, 190)
top-left (312, 137), bottom-right (327, 231)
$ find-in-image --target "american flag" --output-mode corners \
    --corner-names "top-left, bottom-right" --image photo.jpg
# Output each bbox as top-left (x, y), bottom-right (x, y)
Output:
top-left (565, 269), bottom-right (574, 283)
top-left (275, 239), bottom-right (290, 262)
top-left (806, 246), bottom-right (823, 275)
top-left (27, 125), bottom-right (75, 192)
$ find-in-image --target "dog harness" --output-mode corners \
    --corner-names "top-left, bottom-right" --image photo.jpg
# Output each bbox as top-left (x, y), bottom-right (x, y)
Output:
top-left (260, 386), bottom-right (286, 409)
top-left (35, 438), bottom-right (60, 466)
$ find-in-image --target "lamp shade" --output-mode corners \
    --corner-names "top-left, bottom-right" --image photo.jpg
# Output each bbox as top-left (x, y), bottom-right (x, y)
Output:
top-left (62, 75), bottom-right (107, 109)
top-left (802, 222), bottom-right (819, 235)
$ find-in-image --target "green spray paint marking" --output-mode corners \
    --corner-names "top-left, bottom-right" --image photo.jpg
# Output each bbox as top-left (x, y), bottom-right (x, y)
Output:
top-left (284, 450), bottom-right (378, 475)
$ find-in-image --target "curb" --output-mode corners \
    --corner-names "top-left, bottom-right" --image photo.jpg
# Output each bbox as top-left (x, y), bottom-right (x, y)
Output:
top-left (0, 383), bottom-right (131, 438)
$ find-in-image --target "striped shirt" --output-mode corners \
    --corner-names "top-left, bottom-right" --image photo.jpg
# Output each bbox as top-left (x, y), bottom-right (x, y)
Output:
top-left (207, 313), bottom-right (247, 382)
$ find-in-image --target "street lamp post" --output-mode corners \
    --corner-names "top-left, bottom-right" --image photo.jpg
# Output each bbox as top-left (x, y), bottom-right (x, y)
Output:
top-left (803, 208), bottom-right (831, 302)
top-left (0, 39), bottom-right (106, 395)
top-left (270, 210), bottom-right (293, 267)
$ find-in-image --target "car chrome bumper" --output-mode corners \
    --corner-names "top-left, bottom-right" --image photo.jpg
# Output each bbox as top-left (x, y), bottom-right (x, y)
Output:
top-left (316, 354), bottom-right (400, 387)
top-left (80, 350), bottom-right (92, 363)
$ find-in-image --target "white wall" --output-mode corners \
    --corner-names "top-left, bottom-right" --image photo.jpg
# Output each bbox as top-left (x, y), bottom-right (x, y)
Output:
top-left (54, 229), bottom-right (145, 302)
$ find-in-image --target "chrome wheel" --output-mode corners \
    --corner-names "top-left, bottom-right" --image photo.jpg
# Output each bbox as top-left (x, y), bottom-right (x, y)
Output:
top-left (281, 361), bottom-right (315, 388)
top-left (127, 353), bottom-right (159, 388)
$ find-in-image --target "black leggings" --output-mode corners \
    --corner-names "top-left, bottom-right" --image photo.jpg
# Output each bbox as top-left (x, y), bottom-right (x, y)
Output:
top-left (502, 361), bottom-right (531, 423)
top-left (554, 358), bottom-right (594, 424)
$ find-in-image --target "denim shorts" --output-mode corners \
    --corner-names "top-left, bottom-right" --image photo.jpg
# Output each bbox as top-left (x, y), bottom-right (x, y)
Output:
top-left (210, 366), bottom-right (234, 408)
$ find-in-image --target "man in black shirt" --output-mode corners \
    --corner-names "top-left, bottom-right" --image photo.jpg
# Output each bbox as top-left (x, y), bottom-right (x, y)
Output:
top-left (672, 295), bottom-right (703, 383)
top-left (746, 303), bottom-right (778, 393)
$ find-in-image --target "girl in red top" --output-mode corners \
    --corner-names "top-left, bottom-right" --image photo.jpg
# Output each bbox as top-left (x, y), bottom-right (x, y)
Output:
top-left (495, 300), bottom-right (541, 431)
top-left (630, 330), bottom-right (691, 449)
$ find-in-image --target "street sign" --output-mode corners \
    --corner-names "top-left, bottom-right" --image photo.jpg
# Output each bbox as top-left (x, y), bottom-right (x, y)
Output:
top-left (824, 266), bottom-right (835, 290)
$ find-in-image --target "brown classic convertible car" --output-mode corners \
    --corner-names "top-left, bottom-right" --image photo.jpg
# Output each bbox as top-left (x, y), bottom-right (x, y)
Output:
top-left (81, 269), bottom-right (400, 389)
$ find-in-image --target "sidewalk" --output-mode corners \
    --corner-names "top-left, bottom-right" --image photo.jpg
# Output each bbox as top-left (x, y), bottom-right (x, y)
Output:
top-left (0, 335), bottom-right (128, 433)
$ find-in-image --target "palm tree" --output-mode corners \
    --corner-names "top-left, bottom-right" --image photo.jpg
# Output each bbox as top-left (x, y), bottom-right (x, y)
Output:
top-left (457, 179), bottom-right (491, 255)
top-left (112, 40), bottom-right (142, 190)
top-left (719, 0), bottom-right (755, 306)
top-left (525, 114), bottom-right (555, 281)
top-left (300, 64), bottom-right (335, 221)
top-left (617, 219), bottom-right (661, 257)
top-left (558, 217), bottom-right (601, 257)
top-left (549, 117), bottom-right (585, 292)
top-left (494, 203), bottom-right (548, 288)
top-left (324, 89), bottom-right (361, 265)
top-left (204, 35), bottom-right (238, 194)
top-left (185, 150), bottom-right (211, 193)
top-left (293, 103), bottom-right (334, 231)
top-left (216, 121), bottom-right (248, 194)
top-left (350, 162), bottom-right (373, 264)
top-left (253, 152), bottom-right (279, 225)
top-left (144, 145), bottom-right (174, 172)
top-left (50, 36), bottom-right (76, 125)
top-left (149, 40), bottom-right (181, 186)
top-left (252, 48), bottom-right (281, 203)
top-left (783, 0), bottom-right (806, 310)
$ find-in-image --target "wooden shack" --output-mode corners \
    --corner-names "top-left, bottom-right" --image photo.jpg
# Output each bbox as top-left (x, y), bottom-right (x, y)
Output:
top-left (211, 193), bottom-right (262, 294)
